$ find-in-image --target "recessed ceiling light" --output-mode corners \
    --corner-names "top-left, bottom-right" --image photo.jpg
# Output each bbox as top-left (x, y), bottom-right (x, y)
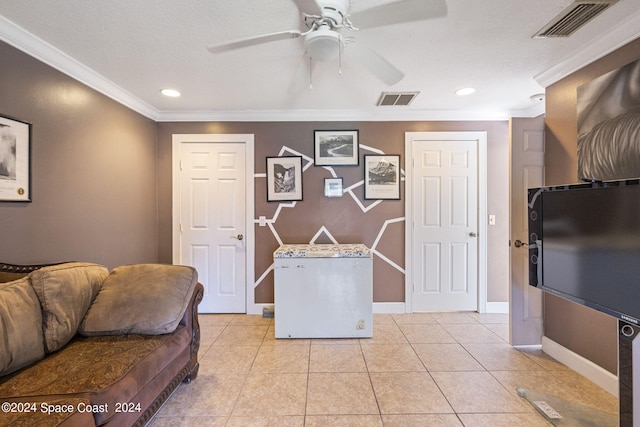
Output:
top-left (161, 89), bottom-right (181, 97)
top-left (455, 87), bottom-right (476, 96)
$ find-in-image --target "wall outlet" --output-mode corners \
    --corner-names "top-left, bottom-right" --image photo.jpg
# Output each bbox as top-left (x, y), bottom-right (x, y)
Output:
top-left (489, 214), bottom-right (496, 226)
top-left (356, 320), bottom-right (365, 330)
top-left (259, 216), bottom-right (267, 227)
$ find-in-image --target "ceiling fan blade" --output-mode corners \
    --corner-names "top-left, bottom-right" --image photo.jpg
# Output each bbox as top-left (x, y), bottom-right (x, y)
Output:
top-left (291, 0), bottom-right (322, 16)
top-left (208, 30), bottom-right (302, 53)
top-left (345, 39), bottom-right (404, 86)
top-left (350, 0), bottom-right (447, 29)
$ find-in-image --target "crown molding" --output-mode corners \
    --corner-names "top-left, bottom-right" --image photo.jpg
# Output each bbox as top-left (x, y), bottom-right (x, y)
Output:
top-left (534, 10), bottom-right (640, 88)
top-left (0, 15), bottom-right (159, 120)
top-left (155, 106), bottom-right (542, 122)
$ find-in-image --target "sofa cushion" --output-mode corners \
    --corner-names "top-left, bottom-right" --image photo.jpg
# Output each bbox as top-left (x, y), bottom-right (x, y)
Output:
top-left (29, 262), bottom-right (108, 353)
top-left (0, 277), bottom-right (45, 376)
top-left (79, 264), bottom-right (198, 335)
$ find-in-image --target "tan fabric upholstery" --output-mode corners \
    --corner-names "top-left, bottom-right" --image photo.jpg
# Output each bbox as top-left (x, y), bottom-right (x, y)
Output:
top-left (29, 262), bottom-right (108, 353)
top-left (0, 277), bottom-right (45, 375)
top-left (79, 264), bottom-right (198, 336)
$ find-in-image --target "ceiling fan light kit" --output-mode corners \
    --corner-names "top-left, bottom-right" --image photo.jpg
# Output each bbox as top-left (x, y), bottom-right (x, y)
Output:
top-left (304, 24), bottom-right (343, 61)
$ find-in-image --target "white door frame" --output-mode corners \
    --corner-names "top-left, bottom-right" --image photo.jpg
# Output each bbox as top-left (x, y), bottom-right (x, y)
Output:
top-left (172, 134), bottom-right (256, 313)
top-left (405, 131), bottom-right (488, 313)
top-left (509, 117), bottom-right (544, 345)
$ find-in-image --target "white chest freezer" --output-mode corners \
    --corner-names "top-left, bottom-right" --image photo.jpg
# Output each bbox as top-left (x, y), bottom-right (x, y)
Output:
top-left (274, 244), bottom-right (373, 339)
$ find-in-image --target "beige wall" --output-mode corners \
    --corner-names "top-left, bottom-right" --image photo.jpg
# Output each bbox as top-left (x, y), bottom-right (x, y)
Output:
top-left (544, 36), bottom-right (640, 374)
top-left (157, 121), bottom-right (510, 304)
top-left (0, 41), bottom-right (158, 269)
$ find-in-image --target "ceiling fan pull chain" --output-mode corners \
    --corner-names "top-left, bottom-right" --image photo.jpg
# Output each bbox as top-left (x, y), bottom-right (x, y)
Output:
top-left (309, 57), bottom-right (314, 90)
top-left (338, 34), bottom-right (342, 76)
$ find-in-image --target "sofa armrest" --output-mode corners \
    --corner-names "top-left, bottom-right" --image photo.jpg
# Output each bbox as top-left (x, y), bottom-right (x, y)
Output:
top-left (180, 282), bottom-right (204, 382)
top-left (180, 282), bottom-right (204, 328)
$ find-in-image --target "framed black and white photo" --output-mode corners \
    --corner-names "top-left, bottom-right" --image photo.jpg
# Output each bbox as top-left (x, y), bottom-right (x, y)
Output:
top-left (364, 154), bottom-right (400, 200)
top-left (324, 177), bottom-right (343, 198)
top-left (266, 156), bottom-right (303, 202)
top-left (314, 130), bottom-right (359, 166)
top-left (0, 114), bottom-right (31, 202)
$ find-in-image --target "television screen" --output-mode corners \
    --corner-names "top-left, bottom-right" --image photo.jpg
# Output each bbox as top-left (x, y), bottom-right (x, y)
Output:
top-left (529, 179), bottom-right (640, 323)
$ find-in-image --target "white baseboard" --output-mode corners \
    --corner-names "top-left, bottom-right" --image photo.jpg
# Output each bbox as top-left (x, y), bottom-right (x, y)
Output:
top-left (542, 336), bottom-right (618, 397)
top-left (485, 302), bottom-right (509, 314)
top-left (373, 302), bottom-right (406, 314)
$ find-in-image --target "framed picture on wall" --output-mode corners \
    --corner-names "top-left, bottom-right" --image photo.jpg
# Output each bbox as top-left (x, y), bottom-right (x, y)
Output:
top-left (266, 156), bottom-right (303, 202)
top-left (324, 177), bottom-right (343, 198)
top-left (0, 114), bottom-right (31, 202)
top-left (314, 130), bottom-right (359, 166)
top-left (364, 154), bottom-right (400, 200)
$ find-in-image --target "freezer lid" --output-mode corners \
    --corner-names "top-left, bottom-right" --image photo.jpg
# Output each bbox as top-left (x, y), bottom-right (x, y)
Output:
top-left (274, 244), bottom-right (372, 259)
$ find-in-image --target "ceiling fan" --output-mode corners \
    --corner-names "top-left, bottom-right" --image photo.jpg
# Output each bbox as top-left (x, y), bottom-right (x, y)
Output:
top-left (207, 0), bottom-right (447, 86)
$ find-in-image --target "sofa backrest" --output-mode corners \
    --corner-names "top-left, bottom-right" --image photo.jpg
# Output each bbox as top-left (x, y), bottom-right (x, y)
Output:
top-left (0, 262), bottom-right (107, 375)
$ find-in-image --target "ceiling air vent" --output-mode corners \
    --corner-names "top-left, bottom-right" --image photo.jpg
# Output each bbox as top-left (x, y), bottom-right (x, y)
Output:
top-left (377, 92), bottom-right (419, 106)
top-left (533, 0), bottom-right (618, 38)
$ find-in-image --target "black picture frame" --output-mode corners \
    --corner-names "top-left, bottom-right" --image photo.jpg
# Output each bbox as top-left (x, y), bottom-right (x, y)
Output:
top-left (266, 156), bottom-right (303, 202)
top-left (364, 154), bottom-right (401, 200)
top-left (0, 114), bottom-right (31, 202)
top-left (314, 130), bottom-right (359, 166)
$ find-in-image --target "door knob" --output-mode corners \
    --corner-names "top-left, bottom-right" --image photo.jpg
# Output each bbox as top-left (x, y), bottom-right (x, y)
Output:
top-left (469, 232), bottom-right (477, 237)
top-left (231, 234), bottom-right (244, 241)
top-left (513, 239), bottom-right (528, 248)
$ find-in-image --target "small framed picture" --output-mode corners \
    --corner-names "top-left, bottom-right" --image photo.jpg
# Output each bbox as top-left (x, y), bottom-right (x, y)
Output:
top-left (314, 130), bottom-right (359, 166)
top-left (266, 156), bottom-right (303, 202)
top-left (0, 114), bottom-right (31, 202)
top-left (324, 177), bottom-right (343, 198)
top-left (364, 155), bottom-right (401, 200)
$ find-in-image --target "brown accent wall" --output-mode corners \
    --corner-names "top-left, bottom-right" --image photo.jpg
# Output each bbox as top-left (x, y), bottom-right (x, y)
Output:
top-left (157, 121), bottom-right (509, 304)
top-left (544, 36), bottom-right (640, 374)
top-left (0, 41), bottom-right (158, 269)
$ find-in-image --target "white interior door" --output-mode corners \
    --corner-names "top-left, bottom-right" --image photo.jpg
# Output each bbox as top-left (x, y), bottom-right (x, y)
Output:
top-left (509, 117), bottom-right (544, 345)
top-left (173, 135), bottom-right (253, 313)
top-left (409, 136), bottom-right (480, 312)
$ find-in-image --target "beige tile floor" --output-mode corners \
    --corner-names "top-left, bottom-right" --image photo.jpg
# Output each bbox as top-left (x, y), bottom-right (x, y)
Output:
top-left (148, 313), bottom-right (617, 426)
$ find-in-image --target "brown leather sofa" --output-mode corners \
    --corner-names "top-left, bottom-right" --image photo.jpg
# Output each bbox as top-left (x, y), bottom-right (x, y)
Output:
top-left (0, 262), bottom-right (203, 427)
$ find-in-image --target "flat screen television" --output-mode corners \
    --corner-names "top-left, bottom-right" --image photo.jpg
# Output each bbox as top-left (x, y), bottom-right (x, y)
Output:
top-left (528, 179), bottom-right (640, 324)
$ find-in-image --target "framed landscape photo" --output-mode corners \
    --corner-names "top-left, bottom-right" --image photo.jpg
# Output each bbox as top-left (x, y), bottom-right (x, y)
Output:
top-left (364, 154), bottom-right (401, 200)
top-left (266, 156), bottom-right (303, 202)
top-left (0, 114), bottom-right (31, 202)
top-left (314, 130), bottom-right (359, 166)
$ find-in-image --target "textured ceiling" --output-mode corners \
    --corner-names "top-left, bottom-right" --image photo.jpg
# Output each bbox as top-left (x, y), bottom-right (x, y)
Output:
top-left (1, 0), bottom-right (639, 121)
